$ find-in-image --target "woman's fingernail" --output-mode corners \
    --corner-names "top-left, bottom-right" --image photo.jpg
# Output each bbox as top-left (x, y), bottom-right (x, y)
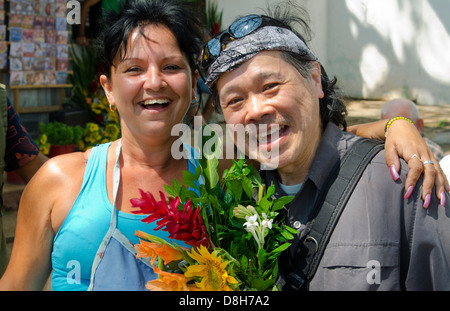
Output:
top-left (441, 192), bottom-right (446, 206)
top-left (390, 165), bottom-right (399, 181)
top-left (423, 194), bottom-right (431, 209)
top-left (404, 186), bottom-right (414, 199)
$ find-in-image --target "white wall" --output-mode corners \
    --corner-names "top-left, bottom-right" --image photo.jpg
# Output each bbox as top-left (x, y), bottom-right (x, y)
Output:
top-left (213, 0), bottom-right (450, 106)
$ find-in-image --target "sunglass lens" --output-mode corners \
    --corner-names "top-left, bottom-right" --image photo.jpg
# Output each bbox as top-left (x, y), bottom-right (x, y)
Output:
top-left (207, 38), bottom-right (222, 57)
top-left (230, 15), bottom-right (262, 38)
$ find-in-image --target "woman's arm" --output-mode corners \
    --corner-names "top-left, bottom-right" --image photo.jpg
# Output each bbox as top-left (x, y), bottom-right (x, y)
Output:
top-left (348, 119), bottom-right (449, 206)
top-left (0, 153), bottom-right (85, 290)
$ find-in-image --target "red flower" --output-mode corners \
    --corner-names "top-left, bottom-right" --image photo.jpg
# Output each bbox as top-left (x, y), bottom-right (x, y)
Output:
top-left (131, 190), bottom-right (212, 249)
top-left (95, 114), bottom-right (104, 123)
top-left (211, 22), bottom-right (221, 37)
top-left (88, 80), bottom-right (99, 93)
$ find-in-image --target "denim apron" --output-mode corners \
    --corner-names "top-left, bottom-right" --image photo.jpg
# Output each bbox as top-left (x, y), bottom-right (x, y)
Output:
top-left (87, 140), bottom-right (157, 291)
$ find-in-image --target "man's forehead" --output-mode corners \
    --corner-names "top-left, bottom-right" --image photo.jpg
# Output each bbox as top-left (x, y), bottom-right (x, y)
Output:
top-left (218, 52), bottom-right (286, 86)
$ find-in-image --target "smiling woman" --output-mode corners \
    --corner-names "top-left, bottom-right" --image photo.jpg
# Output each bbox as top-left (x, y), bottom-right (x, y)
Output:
top-left (100, 23), bottom-right (198, 143)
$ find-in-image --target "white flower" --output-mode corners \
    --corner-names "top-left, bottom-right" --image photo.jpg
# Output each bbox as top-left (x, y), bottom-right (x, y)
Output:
top-left (243, 214), bottom-right (259, 229)
top-left (261, 218), bottom-right (273, 230)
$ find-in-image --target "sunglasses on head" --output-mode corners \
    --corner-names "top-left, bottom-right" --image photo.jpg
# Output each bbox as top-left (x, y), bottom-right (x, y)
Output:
top-left (201, 14), bottom-right (291, 68)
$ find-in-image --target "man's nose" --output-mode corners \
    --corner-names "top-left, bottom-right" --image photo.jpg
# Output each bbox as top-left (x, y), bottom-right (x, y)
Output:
top-left (244, 95), bottom-right (276, 124)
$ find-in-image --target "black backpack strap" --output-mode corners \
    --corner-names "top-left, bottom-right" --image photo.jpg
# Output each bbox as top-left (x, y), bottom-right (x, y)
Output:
top-left (284, 138), bottom-right (384, 290)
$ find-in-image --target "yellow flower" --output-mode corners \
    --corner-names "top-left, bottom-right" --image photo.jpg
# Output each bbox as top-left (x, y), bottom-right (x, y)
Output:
top-left (87, 123), bottom-right (99, 132)
top-left (40, 143), bottom-right (50, 155)
top-left (85, 131), bottom-right (102, 144)
top-left (39, 134), bottom-right (48, 145)
top-left (104, 123), bottom-right (120, 139)
top-left (184, 245), bottom-right (239, 291)
top-left (108, 110), bottom-right (119, 123)
top-left (77, 140), bottom-right (86, 151)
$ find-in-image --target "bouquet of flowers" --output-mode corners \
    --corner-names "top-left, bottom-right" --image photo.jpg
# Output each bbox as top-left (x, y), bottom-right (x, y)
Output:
top-left (131, 128), bottom-right (296, 291)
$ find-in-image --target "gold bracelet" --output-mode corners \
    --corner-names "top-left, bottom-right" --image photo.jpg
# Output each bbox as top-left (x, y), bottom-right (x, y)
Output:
top-left (384, 116), bottom-right (414, 138)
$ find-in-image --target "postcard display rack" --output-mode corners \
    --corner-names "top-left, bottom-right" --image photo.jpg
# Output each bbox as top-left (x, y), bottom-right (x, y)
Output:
top-left (0, 0), bottom-right (72, 114)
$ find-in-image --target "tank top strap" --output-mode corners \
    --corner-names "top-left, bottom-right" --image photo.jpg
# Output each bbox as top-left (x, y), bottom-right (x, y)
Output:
top-left (81, 142), bottom-right (113, 190)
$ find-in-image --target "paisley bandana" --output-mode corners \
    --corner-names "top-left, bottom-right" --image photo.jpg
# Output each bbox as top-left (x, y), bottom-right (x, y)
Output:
top-left (205, 26), bottom-right (318, 89)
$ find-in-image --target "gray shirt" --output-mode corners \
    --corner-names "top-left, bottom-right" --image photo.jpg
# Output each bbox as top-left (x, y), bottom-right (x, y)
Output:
top-left (262, 123), bottom-right (450, 290)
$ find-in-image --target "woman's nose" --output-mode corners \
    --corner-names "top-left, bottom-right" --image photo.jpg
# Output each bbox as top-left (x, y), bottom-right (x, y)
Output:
top-left (143, 67), bottom-right (167, 91)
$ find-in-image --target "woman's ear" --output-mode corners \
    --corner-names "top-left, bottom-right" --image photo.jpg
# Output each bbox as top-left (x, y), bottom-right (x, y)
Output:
top-left (100, 74), bottom-right (115, 105)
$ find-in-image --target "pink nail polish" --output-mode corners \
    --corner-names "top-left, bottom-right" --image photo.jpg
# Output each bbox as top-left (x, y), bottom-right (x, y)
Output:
top-left (390, 165), bottom-right (399, 181)
top-left (423, 194), bottom-right (431, 209)
top-left (441, 192), bottom-right (446, 207)
top-left (404, 186), bottom-right (414, 199)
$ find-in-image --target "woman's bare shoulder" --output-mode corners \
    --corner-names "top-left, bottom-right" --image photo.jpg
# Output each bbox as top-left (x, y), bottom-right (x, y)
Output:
top-left (20, 152), bottom-right (88, 229)
top-left (31, 151), bottom-right (87, 185)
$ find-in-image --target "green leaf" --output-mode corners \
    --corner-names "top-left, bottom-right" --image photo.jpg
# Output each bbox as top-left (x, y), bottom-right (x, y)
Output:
top-left (268, 243), bottom-right (292, 261)
top-left (182, 170), bottom-right (198, 190)
top-left (241, 176), bottom-right (253, 199)
top-left (280, 230), bottom-right (294, 241)
top-left (194, 165), bottom-right (202, 180)
top-left (266, 184), bottom-right (275, 199)
top-left (251, 277), bottom-right (276, 291)
top-left (227, 179), bottom-right (243, 201)
top-left (164, 184), bottom-right (177, 198)
top-left (259, 197), bottom-right (271, 214)
top-left (200, 154), bottom-right (219, 190)
top-left (283, 225), bottom-right (300, 235)
top-left (257, 248), bottom-right (268, 266)
top-left (272, 196), bottom-right (295, 212)
top-left (172, 178), bottom-right (182, 194)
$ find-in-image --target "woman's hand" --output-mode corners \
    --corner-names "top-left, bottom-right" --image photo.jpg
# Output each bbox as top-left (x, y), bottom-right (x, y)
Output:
top-left (385, 119), bottom-right (449, 207)
top-left (348, 119), bottom-right (449, 207)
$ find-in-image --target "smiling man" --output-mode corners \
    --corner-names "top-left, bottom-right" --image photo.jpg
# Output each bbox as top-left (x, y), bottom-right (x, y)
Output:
top-left (202, 9), bottom-right (450, 291)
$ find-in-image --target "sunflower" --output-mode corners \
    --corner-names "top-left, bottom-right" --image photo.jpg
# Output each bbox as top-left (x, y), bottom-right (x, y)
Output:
top-left (184, 245), bottom-right (239, 291)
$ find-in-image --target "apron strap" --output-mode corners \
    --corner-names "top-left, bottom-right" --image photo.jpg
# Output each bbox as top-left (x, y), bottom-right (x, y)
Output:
top-left (88, 140), bottom-right (122, 290)
top-left (110, 140), bottom-right (122, 228)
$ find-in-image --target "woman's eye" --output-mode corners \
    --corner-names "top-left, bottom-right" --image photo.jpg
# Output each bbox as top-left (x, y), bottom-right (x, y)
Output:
top-left (125, 66), bottom-right (141, 73)
top-left (164, 64), bottom-right (182, 71)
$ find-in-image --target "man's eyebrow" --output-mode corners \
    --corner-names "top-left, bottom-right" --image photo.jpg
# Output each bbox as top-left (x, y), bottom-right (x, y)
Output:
top-left (221, 70), bottom-right (282, 95)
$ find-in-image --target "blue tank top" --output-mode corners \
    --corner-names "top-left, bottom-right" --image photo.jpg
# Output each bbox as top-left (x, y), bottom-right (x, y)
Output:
top-left (51, 142), bottom-right (201, 291)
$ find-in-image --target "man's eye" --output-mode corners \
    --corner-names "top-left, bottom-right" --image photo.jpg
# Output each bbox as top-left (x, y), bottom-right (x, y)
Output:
top-left (223, 97), bottom-right (243, 108)
top-left (263, 83), bottom-right (279, 91)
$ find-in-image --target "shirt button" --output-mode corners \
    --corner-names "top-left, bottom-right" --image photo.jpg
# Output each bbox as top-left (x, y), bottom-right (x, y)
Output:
top-left (293, 221), bottom-right (302, 229)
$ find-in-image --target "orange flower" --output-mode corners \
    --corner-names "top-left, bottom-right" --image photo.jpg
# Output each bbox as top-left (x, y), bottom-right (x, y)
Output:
top-left (135, 239), bottom-right (184, 265)
top-left (146, 266), bottom-right (197, 291)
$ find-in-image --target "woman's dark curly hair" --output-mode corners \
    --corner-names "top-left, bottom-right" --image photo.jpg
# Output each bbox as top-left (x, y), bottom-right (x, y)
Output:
top-left (96, 0), bottom-right (204, 79)
top-left (210, 1), bottom-right (348, 130)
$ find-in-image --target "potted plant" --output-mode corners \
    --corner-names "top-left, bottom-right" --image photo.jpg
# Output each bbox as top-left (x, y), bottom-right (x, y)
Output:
top-left (38, 121), bottom-right (84, 157)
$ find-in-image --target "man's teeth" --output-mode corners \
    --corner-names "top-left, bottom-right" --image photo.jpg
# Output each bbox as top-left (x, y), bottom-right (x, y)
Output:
top-left (142, 99), bottom-right (170, 106)
top-left (257, 125), bottom-right (284, 142)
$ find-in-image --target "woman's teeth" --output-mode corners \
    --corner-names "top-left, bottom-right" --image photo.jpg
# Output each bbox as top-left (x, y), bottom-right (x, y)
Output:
top-left (141, 99), bottom-right (170, 108)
